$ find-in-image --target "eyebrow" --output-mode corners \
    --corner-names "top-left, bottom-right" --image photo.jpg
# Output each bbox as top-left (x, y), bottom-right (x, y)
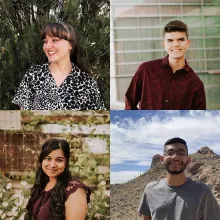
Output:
top-left (166, 149), bottom-right (186, 152)
top-left (167, 38), bottom-right (186, 41)
top-left (46, 156), bottom-right (65, 159)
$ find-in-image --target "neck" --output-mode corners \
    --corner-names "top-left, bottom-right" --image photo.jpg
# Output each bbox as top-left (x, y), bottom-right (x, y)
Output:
top-left (49, 59), bottom-right (72, 76)
top-left (165, 172), bottom-right (187, 186)
top-left (47, 178), bottom-right (57, 188)
top-left (168, 56), bottom-right (185, 73)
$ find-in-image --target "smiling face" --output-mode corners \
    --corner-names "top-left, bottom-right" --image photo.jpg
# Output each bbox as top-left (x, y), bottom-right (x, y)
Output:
top-left (43, 35), bottom-right (72, 63)
top-left (162, 31), bottom-right (190, 61)
top-left (42, 149), bottom-right (66, 179)
top-left (161, 142), bottom-right (190, 175)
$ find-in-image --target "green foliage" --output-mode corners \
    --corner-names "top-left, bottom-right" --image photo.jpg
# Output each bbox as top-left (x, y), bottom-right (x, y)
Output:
top-left (0, 0), bottom-right (110, 109)
top-left (0, 181), bottom-right (30, 219)
top-left (87, 182), bottom-right (110, 219)
top-left (0, 111), bottom-right (110, 218)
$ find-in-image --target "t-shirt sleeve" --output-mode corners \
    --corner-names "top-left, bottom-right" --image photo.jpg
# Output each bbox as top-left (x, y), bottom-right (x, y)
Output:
top-left (202, 185), bottom-right (220, 220)
top-left (138, 186), bottom-right (151, 217)
top-left (12, 66), bottom-right (35, 109)
top-left (65, 180), bottom-right (91, 204)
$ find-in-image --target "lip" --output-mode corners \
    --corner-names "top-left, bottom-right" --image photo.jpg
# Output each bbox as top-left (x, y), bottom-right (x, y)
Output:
top-left (47, 51), bottom-right (56, 55)
top-left (169, 162), bottom-right (182, 167)
top-left (47, 169), bottom-right (57, 172)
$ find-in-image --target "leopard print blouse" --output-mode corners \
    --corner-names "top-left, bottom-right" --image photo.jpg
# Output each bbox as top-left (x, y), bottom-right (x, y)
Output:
top-left (12, 63), bottom-right (106, 110)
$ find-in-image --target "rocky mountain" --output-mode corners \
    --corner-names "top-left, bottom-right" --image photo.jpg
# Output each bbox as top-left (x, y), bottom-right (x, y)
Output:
top-left (110, 147), bottom-right (220, 220)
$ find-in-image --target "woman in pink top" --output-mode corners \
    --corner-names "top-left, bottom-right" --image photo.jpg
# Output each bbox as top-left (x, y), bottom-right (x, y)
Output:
top-left (25, 138), bottom-right (90, 220)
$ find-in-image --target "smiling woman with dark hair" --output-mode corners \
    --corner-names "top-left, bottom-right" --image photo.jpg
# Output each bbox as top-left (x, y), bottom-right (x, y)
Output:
top-left (25, 138), bottom-right (90, 220)
top-left (12, 22), bottom-right (105, 110)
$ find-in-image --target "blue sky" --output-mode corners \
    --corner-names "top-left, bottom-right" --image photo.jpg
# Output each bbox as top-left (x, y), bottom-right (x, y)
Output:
top-left (110, 110), bottom-right (220, 184)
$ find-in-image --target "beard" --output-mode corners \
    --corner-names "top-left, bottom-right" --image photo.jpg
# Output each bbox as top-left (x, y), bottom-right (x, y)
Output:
top-left (164, 161), bottom-right (188, 175)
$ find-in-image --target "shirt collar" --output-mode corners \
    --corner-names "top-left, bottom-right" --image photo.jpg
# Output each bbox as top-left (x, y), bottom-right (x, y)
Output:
top-left (161, 55), bottom-right (191, 73)
top-left (46, 62), bottom-right (79, 76)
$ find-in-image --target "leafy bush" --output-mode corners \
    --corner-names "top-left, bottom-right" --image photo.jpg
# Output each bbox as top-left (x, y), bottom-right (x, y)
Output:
top-left (0, 0), bottom-right (110, 109)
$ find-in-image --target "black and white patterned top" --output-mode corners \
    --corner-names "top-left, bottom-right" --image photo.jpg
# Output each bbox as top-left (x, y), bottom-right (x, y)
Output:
top-left (12, 63), bottom-right (106, 110)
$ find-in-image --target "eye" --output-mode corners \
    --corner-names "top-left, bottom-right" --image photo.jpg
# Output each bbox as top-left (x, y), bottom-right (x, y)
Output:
top-left (165, 151), bottom-right (173, 156)
top-left (57, 158), bottom-right (64, 163)
top-left (44, 157), bottom-right (51, 161)
top-left (167, 152), bottom-right (174, 156)
top-left (179, 151), bottom-right (187, 156)
top-left (52, 38), bottom-right (60, 42)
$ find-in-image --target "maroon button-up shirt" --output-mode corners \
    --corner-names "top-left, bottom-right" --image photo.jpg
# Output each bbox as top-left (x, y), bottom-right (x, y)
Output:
top-left (125, 56), bottom-right (206, 110)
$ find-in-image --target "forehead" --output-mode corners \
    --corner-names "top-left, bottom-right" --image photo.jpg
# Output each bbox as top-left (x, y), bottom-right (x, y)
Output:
top-left (164, 31), bottom-right (187, 39)
top-left (165, 142), bottom-right (187, 151)
top-left (44, 35), bottom-right (59, 39)
top-left (47, 149), bottom-right (65, 158)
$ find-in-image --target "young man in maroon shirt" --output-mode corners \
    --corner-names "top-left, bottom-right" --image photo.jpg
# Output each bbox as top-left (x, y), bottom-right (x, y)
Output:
top-left (125, 20), bottom-right (206, 110)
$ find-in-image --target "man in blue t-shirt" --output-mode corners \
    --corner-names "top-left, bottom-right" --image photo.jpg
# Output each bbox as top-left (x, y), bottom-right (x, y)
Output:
top-left (138, 137), bottom-right (220, 220)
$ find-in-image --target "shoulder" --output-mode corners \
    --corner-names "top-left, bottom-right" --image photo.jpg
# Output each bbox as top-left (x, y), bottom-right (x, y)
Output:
top-left (65, 180), bottom-right (91, 203)
top-left (24, 63), bottom-right (48, 78)
top-left (144, 179), bottom-right (164, 192)
top-left (71, 64), bottom-right (98, 86)
top-left (139, 58), bottom-right (162, 69)
top-left (72, 63), bottom-right (94, 80)
top-left (28, 63), bottom-right (47, 72)
top-left (135, 58), bottom-right (163, 77)
top-left (188, 178), bottom-right (211, 192)
top-left (185, 65), bottom-right (204, 86)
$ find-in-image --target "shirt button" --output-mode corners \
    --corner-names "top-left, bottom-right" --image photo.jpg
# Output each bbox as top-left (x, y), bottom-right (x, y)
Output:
top-left (166, 100), bottom-right (168, 102)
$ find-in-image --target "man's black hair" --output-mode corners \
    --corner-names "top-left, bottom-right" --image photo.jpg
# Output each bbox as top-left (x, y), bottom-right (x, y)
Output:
top-left (164, 137), bottom-right (188, 153)
top-left (164, 20), bottom-right (188, 39)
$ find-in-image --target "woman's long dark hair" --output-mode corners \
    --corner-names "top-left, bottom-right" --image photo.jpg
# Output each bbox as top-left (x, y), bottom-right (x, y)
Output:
top-left (40, 21), bottom-right (90, 73)
top-left (25, 138), bottom-right (72, 220)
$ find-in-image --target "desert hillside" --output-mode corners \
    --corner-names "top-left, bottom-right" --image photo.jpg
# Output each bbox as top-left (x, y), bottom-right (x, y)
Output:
top-left (110, 147), bottom-right (220, 220)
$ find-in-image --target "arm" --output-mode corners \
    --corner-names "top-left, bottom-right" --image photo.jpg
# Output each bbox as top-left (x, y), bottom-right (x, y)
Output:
top-left (65, 188), bottom-right (88, 220)
top-left (125, 68), bottom-right (142, 110)
top-left (192, 83), bottom-right (206, 110)
top-left (203, 186), bottom-right (220, 220)
top-left (12, 66), bottom-right (35, 109)
top-left (138, 186), bottom-right (151, 218)
top-left (87, 77), bottom-right (106, 110)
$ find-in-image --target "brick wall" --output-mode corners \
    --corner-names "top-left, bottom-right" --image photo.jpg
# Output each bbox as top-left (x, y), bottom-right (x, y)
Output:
top-left (0, 111), bottom-right (109, 173)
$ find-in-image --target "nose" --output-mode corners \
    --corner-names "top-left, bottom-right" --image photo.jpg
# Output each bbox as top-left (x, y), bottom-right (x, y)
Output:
top-left (173, 40), bottom-right (180, 47)
top-left (171, 152), bottom-right (180, 159)
top-left (49, 160), bottom-right (56, 168)
top-left (44, 41), bottom-right (52, 49)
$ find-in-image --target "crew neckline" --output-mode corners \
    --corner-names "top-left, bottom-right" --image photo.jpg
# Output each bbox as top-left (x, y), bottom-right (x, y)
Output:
top-left (164, 177), bottom-right (190, 189)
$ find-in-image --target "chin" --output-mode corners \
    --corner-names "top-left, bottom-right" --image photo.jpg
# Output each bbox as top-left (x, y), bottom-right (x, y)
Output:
top-left (170, 54), bottom-right (185, 59)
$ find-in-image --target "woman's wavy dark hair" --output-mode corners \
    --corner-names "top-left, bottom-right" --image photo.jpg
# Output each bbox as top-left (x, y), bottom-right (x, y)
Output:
top-left (40, 21), bottom-right (90, 73)
top-left (25, 138), bottom-right (72, 220)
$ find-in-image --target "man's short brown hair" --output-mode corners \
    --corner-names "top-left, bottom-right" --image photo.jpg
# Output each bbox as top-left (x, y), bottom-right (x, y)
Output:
top-left (164, 20), bottom-right (188, 38)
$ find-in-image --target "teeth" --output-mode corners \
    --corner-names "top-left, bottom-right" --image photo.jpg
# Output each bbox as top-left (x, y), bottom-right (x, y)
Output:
top-left (48, 51), bottom-right (56, 55)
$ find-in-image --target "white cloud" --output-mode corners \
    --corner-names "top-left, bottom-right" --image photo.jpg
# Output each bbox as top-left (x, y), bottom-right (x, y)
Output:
top-left (111, 171), bottom-right (143, 184)
top-left (136, 160), bottom-right (152, 166)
